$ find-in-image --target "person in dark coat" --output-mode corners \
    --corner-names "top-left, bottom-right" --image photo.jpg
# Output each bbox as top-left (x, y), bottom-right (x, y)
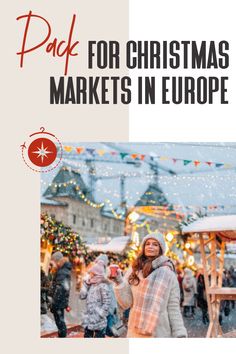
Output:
top-left (196, 274), bottom-right (209, 324)
top-left (49, 251), bottom-right (72, 337)
top-left (41, 268), bottom-right (50, 315)
top-left (229, 266), bottom-right (236, 309)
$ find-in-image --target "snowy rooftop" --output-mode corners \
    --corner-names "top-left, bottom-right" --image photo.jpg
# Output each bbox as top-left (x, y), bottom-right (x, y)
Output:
top-left (88, 236), bottom-right (131, 254)
top-left (182, 215), bottom-right (236, 240)
top-left (41, 197), bottom-right (67, 206)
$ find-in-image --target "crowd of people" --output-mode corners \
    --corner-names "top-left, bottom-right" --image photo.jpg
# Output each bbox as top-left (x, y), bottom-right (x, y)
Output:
top-left (41, 233), bottom-right (236, 338)
top-left (177, 264), bottom-right (236, 325)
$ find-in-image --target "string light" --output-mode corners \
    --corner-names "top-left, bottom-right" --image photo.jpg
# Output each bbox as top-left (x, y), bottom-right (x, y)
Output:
top-left (41, 178), bottom-right (236, 213)
top-left (60, 145), bottom-right (236, 169)
top-left (185, 242), bottom-right (191, 249)
top-left (166, 232), bottom-right (174, 242)
top-left (187, 255), bottom-right (195, 266)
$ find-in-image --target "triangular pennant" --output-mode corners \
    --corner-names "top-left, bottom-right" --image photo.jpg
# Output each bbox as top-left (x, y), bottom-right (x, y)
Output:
top-left (206, 161), bottom-right (212, 166)
top-left (97, 149), bottom-right (105, 156)
top-left (64, 146), bottom-right (73, 152)
top-left (194, 160), bottom-right (200, 167)
top-left (76, 147), bottom-right (84, 154)
top-left (172, 158), bottom-right (177, 164)
top-left (183, 160), bottom-right (192, 166)
top-left (131, 154), bottom-right (138, 159)
top-left (215, 163), bottom-right (224, 168)
top-left (224, 163), bottom-right (232, 169)
top-left (139, 154), bottom-right (146, 161)
top-left (110, 151), bottom-right (118, 156)
top-left (160, 156), bottom-right (169, 161)
top-left (86, 148), bottom-right (95, 155)
top-left (120, 152), bottom-right (129, 159)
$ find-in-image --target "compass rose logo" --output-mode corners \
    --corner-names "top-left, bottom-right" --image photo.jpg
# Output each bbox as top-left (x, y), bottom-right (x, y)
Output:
top-left (21, 127), bottom-right (63, 172)
top-left (28, 138), bottom-right (57, 167)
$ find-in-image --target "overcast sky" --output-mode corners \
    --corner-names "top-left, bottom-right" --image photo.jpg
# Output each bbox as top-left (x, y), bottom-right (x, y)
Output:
top-left (41, 142), bottom-right (236, 212)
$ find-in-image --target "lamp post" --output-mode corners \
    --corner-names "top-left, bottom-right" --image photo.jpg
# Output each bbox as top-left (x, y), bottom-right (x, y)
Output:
top-left (125, 209), bottom-right (140, 247)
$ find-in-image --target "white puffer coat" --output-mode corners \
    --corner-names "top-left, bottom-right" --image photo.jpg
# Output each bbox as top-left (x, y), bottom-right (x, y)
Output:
top-left (79, 280), bottom-right (111, 331)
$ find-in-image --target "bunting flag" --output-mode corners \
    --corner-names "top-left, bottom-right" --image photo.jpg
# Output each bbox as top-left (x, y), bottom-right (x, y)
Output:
top-left (224, 163), bottom-right (232, 168)
top-left (97, 149), bottom-right (106, 156)
top-left (140, 154), bottom-right (146, 161)
top-left (76, 147), bottom-right (84, 154)
top-left (86, 148), bottom-right (95, 155)
top-left (160, 156), bottom-right (169, 161)
top-left (64, 146), bottom-right (73, 152)
top-left (120, 152), bottom-right (129, 159)
top-left (183, 160), bottom-right (192, 166)
top-left (60, 145), bottom-right (234, 169)
top-left (205, 161), bottom-right (212, 166)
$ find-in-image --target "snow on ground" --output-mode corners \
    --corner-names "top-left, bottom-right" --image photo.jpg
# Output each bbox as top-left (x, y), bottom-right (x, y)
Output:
top-left (41, 314), bottom-right (57, 332)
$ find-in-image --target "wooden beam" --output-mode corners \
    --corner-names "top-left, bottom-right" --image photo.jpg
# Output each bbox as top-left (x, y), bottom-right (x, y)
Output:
top-left (199, 233), bottom-right (214, 336)
top-left (210, 233), bottom-right (217, 287)
top-left (204, 236), bottom-right (215, 247)
top-left (206, 321), bottom-right (214, 338)
top-left (218, 242), bottom-right (225, 288)
top-left (206, 250), bottom-right (217, 261)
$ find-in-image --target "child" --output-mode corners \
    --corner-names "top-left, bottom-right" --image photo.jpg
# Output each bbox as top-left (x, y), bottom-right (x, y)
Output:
top-left (79, 260), bottom-right (111, 338)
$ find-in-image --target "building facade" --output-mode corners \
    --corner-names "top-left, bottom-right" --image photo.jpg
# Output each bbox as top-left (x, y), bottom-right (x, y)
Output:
top-left (41, 166), bottom-right (125, 244)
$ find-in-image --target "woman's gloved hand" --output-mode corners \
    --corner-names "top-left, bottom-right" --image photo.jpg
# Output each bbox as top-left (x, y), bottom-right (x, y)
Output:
top-left (82, 273), bottom-right (91, 286)
top-left (108, 268), bottom-right (123, 285)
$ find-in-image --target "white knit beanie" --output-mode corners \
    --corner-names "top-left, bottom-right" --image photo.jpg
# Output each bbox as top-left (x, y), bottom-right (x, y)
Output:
top-left (89, 260), bottom-right (105, 276)
top-left (141, 232), bottom-right (166, 255)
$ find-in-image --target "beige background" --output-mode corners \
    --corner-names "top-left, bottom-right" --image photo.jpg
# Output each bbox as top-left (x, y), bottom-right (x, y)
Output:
top-left (2, 1), bottom-right (128, 353)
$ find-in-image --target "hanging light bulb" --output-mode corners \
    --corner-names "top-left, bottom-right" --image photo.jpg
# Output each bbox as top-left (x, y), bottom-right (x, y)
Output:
top-left (166, 232), bottom-right (174, 242)
top-left (128, 211), bottom-right (140, 223)
top-left (185, 242), bottom-right (191, 249)
top-left (188, 255), bottom-right (195, 266)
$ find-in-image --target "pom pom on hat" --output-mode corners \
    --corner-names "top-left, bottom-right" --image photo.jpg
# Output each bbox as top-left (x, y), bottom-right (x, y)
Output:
top-left (95, 254), bottom-right (109, 267)
top-left (141, 232), bottom-right (166, 255)
top-left (51, 251), bottom-right (64, 262)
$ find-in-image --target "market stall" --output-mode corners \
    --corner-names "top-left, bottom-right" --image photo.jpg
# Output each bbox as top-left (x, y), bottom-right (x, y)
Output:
top-left (182, 215), bottom-right (236, 338)
top-left (88, 236), bottom-right (131, 254)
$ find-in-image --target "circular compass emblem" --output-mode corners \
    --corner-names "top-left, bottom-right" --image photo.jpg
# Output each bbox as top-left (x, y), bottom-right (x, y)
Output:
top-left (20, 127), bottom-right (63, 173)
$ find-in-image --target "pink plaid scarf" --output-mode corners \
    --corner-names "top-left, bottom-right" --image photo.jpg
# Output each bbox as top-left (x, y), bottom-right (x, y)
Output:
top-left (132, 256), bottom-right (175, 336)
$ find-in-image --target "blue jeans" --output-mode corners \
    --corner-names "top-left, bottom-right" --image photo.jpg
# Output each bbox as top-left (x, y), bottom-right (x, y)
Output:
top-left (106, 313), bottom-right (117, 337)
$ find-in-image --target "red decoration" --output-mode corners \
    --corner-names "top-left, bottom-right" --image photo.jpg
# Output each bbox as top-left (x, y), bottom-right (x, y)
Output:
top-left (28, 137), bottom-right (57, 167)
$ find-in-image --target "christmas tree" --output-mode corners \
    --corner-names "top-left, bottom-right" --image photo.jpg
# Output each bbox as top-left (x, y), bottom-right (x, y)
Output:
top-left (40, 213), bottom-right (89, 265)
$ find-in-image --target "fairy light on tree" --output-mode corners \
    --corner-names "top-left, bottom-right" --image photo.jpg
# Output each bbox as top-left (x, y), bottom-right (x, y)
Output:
top-left (40, 213), bottom-right (89, 265)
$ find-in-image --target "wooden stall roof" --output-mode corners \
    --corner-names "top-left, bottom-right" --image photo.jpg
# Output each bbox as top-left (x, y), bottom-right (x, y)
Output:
top-left (182, 215), bottom-right (236, 241)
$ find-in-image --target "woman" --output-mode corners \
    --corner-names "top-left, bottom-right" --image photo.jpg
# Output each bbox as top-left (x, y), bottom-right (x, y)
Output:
top-left (40, 268), bottom-right (50, 315)
top-left (182, 268), bottom-right (197, 318)
top-left (111, 233), bottom-right (187, 338)
top-left (79, 260), bottom-right (111, 338)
